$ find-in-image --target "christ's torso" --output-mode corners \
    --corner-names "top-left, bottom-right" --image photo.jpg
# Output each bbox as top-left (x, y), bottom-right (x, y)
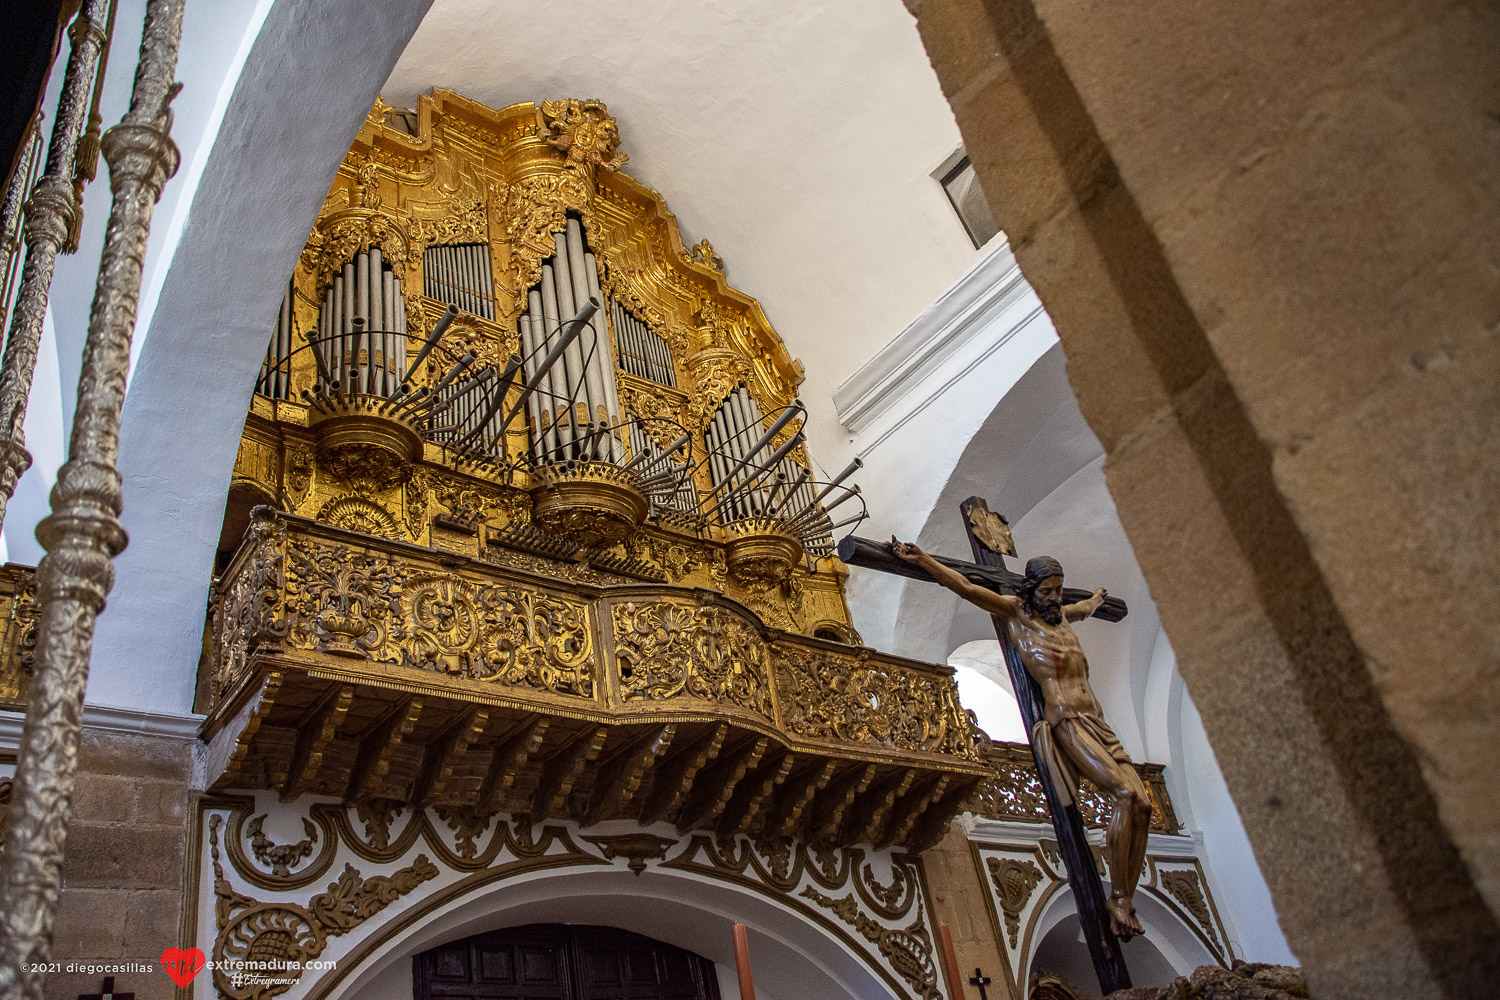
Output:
top-left (1003, 612), bottom-right (1105, 726)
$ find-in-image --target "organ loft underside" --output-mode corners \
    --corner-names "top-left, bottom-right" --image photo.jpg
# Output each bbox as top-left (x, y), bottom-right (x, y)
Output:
top-left (197, 91), bottom-right (994, 848)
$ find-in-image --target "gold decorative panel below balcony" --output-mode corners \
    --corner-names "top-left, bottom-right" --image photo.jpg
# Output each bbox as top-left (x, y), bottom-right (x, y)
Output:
top-left (202, 511), bottom-right (990, 848)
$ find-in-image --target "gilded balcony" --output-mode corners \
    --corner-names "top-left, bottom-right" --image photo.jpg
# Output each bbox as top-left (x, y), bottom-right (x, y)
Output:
top-left (202, 510), bottom-right (990, 848)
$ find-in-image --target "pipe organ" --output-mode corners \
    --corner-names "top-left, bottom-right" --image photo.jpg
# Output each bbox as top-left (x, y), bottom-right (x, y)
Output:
top-left (235, 90), bottom-right (881, 645)
top-left (515, 217), bottom-right (623, 465)
top-left (313, 246), bottom-right (410, 397)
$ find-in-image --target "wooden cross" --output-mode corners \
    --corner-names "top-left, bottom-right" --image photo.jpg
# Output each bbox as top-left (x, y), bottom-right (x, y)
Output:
top-left (968, 968), bottom-right (992, 1000)
top-left (838, 496), bottom-right (1132, 994)
top-left (79, 978), bottom-right (133, 1000)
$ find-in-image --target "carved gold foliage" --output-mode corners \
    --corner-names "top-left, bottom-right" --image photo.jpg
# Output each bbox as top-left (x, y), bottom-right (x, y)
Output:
top-left (1160, 868), bottom-right (1219, 947)
top-left (800, 887), bottom-right (940, 1000)
top-left (210, 815), bottom-right (436, 1000)
top-left (967, 742), bottom-right (1177, 834)
top-left (611, 600), bottom-right (773, 719)
top-left (501, 171), bottom-right (591, 295)
top-left (411, 199), bottom-right (489, 249)
top-left (300, 211), bottom-right (411, 291)
top-left (685, 347), bottom-right (753, 424)
top-left (281, 538), bottom-right (594, 697)
top-left (214, 515), bottom-right (288, 700)
top-left (986, 856), bottom-right (1044, 947)
top-left (540, 98), bottom-right (628, 171)
top-left (775, 648), bottom-right (975, 759)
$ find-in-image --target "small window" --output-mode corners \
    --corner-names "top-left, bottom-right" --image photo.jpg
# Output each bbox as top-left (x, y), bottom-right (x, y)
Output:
top-left (940, 154), bottom-right (999, 249)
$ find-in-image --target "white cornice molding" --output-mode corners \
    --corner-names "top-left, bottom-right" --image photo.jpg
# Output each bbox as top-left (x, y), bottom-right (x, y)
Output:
top-left (0, 703), bottom-right (204, 747)
top-left (833, 241), bottom-right (1033, 435)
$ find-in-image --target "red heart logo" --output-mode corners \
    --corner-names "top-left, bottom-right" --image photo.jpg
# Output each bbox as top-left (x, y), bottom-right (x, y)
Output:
top-left (161, 948), bottom-right (206, 988)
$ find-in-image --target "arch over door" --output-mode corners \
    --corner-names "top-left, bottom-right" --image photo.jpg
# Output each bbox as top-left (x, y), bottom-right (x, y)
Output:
top-left (414, 923), bottom-right (721, 1000)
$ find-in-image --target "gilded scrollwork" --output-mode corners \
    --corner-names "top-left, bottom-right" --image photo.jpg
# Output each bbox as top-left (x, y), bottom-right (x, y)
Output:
top-left (612, 600), bottom-right (773, 718)
top-left (1159, 868), bottom-right (1220, 948)
top-left (300, 211), bottom-right (410, 293)
top-left (280, 535), bottom-right (595, 697)
top-left (799, 886), bottom-right (941, 1000)
top-left (500, 171), bottom-right (591, 296)
top-left (246, 814), bottom-right (318, 878)
top-left (210, 814), bottom-right (437, 1000)
top-left (214, 514), bottom-right (288, 699)
top-left (774, 647), bottom-right (975, 760)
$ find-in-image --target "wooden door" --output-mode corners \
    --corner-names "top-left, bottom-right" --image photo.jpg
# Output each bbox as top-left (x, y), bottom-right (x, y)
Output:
top-left (415, 924), bottom-right (720, 1000)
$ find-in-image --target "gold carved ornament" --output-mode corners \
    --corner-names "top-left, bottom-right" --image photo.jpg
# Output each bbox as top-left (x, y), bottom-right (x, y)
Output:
top-left (1159, 868), bottom-right (1220, 948)
top-left (209, 815), bottom-right (437, 1000)
top-left (611, 600), bottom-right (774, 718)
top-left (800, 886), bottom-right (941, 1000)
top-left (281, 537), bottom-right (594, 697)
top-left (774, 648), bottom-right (977, 759)
top-left (540, 98), bottom-right (628, 171)
top-left (986, 856), bottom-right (1044, 948)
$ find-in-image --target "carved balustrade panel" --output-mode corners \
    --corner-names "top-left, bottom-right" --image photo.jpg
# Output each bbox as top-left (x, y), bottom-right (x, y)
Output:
top-left (610, 598), bottom-right (774, 720)
top-left (772, 644), bottom-right (978, 762)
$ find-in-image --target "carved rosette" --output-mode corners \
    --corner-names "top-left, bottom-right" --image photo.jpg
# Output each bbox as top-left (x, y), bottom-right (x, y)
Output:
top-left (611, 600), bottom-right (774, 719)
top-left (775, 648), bottom-right (975, 759)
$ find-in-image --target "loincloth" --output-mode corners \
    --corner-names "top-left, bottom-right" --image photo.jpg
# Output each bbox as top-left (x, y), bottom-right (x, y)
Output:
top-left (1029, 713), bottom-right (1132, 809)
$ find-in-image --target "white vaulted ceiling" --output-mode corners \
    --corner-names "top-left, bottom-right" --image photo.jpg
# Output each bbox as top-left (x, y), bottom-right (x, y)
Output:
top-left (382, 0), bottom-right (989, 461)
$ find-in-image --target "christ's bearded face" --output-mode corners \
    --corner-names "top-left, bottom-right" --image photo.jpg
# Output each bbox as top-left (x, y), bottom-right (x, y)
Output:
top-left (1026, 575), bottom-right (1065, 625)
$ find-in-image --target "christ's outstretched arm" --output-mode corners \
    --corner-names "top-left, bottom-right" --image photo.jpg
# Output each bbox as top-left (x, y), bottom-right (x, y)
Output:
top-left (1064, 588), bottom-right (1108, 622)
top-left (889, 537), bottom-right (1020, 618)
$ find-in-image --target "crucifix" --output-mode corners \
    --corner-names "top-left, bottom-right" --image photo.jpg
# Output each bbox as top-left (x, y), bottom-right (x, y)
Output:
top-left (839, 496), bottom-right (1141, 995)
top-left (968, 968), bottom-right (993, 1000)
top-left (78, 978), bottom-right (133, 1000)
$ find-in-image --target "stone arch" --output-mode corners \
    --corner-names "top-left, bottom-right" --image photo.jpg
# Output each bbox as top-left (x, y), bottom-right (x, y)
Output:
top-left (310, 865), bottom-right (895, 1000)
top-left (87, 0), bottom-right (433, 714)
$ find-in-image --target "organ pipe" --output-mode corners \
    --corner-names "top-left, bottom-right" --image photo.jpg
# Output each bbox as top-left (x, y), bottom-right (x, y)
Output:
top-left (515, 220), bottom-right (623, 465)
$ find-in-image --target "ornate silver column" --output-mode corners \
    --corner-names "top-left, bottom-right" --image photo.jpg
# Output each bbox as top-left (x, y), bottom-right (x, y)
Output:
top-left (0, 0), bottom-right (183, 996)
top-left (0, 0), bottom-right (114, 533)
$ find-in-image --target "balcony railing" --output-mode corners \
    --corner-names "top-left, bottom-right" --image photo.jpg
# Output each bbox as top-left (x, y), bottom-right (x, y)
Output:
top-left (968, 740), bottom-right (1182, 834)
top-left (202, 510), bottom-right (991, 848)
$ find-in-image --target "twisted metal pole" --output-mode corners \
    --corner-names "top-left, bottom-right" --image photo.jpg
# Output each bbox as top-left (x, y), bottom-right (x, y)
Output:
top-left (0, 0), bottom-right (183, 995)
top-left (0, 0), bottom-right (115, 534)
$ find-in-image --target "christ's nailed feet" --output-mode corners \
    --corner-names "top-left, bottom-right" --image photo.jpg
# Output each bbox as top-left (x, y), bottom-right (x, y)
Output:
top-left (1107, 894), bottom-right (1144, 940)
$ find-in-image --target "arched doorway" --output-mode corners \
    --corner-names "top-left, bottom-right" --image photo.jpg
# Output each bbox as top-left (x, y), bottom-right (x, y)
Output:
top-left (414, 924), bottom-right (720, 1000)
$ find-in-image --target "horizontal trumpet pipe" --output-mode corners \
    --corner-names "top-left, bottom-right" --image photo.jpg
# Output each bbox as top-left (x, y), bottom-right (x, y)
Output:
top-left (788, 484), bottom-right (861, 529)
top-left (399, 303), bottom-right (459, 385)
top-left (624, 431), bottom-right (691, 471)
top-left (811, 457), bottom-right (863, 506)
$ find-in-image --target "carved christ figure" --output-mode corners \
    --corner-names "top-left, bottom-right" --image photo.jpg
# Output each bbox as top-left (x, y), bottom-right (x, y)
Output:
top-left (890, 539), bottom-right (1153, 938)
